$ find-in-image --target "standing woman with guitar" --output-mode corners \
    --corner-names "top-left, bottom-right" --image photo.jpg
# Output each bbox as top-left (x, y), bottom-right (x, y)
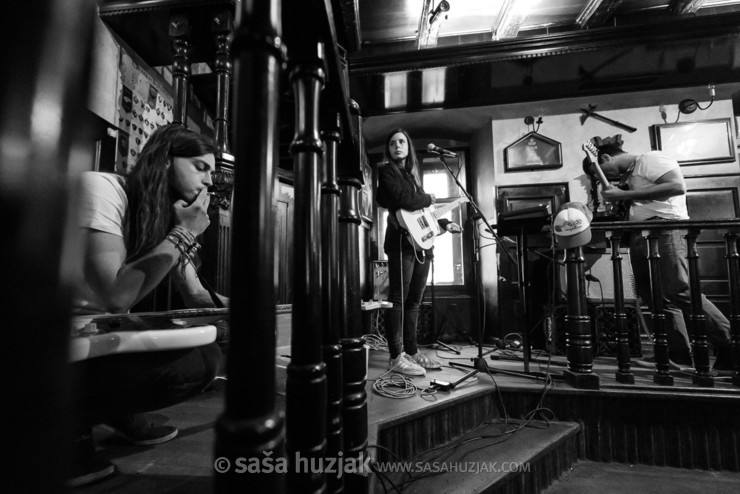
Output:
top-left (376, 129), bottom-right (462, 376)
top-left (68, 124), bottom-right (225, 486)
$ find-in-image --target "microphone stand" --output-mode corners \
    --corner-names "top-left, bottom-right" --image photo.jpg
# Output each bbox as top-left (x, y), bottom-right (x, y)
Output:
top-left (432, 152), bottom-right (544, 383)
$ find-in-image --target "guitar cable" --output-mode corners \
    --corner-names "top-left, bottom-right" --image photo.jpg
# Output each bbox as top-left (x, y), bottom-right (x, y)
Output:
top-left (399, 234), bottom-right (405, 342)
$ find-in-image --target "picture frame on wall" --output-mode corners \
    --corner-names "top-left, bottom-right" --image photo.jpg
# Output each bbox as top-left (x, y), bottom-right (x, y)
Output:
top-left (504, 132), bottom-right (563, 172)
top-left (651, 118), bottom-right (736, 166)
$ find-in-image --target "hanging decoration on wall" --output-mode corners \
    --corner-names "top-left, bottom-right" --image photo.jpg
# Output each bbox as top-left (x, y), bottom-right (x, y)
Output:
top-left (504, 131), bottom-right (563, 172)
top-left (116, 50), bottom-right (175, 174)
top-left (579, 104), bottom-right (637, 133)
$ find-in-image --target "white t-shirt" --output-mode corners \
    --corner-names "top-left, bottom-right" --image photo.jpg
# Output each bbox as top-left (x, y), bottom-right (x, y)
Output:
top-left (627, 151), bottom-right (689, 222)
top-left (73, 172), bottom-right (128, 314)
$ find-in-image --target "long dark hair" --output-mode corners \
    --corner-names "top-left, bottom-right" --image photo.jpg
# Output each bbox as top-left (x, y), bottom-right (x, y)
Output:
top-left (383, 128), bottom-right (422, 187)
top-left (125, 123), bottom-right (217, 261)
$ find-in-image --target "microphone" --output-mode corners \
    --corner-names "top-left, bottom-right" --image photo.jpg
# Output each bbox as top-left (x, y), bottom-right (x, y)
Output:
top-left (426, 143), bottom-right (457, 158)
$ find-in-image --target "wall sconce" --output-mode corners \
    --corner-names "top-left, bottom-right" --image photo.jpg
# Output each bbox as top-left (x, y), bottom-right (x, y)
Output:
top-left (419, 0), bottom-right (450, 49)
top-left (678, 84), bottom-right (714, 114)
top-left (524, 115), bottom-right (543, 133)
top-left (660, 84), bottom-right (715, 123)
top-left (429, 0), bottom-right (450, 25)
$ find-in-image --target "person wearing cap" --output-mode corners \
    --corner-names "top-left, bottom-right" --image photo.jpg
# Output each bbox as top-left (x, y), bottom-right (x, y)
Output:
top-left (591, 134), bottom-right (732, 372)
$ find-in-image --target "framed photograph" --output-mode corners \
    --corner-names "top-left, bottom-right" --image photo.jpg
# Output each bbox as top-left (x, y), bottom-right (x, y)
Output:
top-left (652, 118), bottom-right (736, 166)
top-left (504, 132), bottom-right (563, 172)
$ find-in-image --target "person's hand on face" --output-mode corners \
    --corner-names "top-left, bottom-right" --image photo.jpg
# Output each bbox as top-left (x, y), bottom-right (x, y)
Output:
top-left (173, 188), bottom-right (211, 236)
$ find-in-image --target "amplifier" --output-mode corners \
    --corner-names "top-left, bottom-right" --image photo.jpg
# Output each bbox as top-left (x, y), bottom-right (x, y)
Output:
top-left (498, 204), bottom-right (551, 222)
top-left (372, 260), bottom-right (389, 301)
top-left (552, 303), bottom-right (643, 357)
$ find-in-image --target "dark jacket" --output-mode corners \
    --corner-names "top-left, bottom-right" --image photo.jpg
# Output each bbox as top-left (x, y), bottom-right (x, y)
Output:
top-left (376, 162), bottom-right (449, 255)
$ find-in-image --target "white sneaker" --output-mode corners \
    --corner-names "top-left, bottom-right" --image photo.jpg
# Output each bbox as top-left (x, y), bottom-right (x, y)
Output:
top-left (389, 352), bottom-right (426, 376)
top-left (407, 351), bottom-right (441, 369)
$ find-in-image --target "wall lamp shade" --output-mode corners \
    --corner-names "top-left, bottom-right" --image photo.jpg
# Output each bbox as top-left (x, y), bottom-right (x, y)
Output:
top-left (430, 1), bottom-right (450, 23)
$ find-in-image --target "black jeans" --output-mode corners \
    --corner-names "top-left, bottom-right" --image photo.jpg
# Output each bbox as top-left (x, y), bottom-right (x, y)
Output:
top-left (385, 248), bottom-right (431, 359)
top-left (71, 342), bottom-right (222, 426)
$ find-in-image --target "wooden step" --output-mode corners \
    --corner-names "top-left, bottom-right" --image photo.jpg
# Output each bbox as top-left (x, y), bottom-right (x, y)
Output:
top-left (545, 460), bottom-right (740, 493)
top-left (499, 382), bottom-right (740, 471)
top-left (373, 420), bottom-right (581, 494)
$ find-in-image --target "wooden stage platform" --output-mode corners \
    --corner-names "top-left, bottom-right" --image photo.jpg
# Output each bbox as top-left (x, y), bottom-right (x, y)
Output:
top-left (76, 340), bottom-right (740, 493)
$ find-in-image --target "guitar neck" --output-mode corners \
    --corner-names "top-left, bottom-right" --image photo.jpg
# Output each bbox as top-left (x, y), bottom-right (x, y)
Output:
top-left (591, 161), bottom-right (612, 190)
top-left (583, 142), bottom-right (612, 190)
top-left (72, 307), bottom-right (229, 331)
top-left (432, 197), bottom-right (468, 218)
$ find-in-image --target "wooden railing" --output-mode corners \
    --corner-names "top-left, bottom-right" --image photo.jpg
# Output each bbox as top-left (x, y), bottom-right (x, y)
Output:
top-left (214, 1), bottom-right (368, 493)
top-left (561, 219), bottom-right (740, 389)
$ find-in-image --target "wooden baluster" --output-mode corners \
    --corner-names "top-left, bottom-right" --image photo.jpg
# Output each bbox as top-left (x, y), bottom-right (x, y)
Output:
top-left (201, 9), bottom-right (235, 295)
top-left (338, 176), bottom-right (369, 493)
top-left (213, 1), bottom-right (285, 491)
top-left (724, 231), bottom-right (740, 386)
top-left (686, 229), bottom-right (713, 386)
top-left (2, 0), bottom-right (94, 489)
top-left (286, 51), bottom-right (327, 493)
top-left (563, 246), bottom-right (599, 389)
top-left (322, 120), bottom-right (344, 494)
top-left (608, 231), bottom-right (634, 384)
top-left (169, 14), bottom-right (191, 125)
top-left (645, 230), bottom-right (674, 385)
top-left (211, 7), bottom-right (235, 218)
top-left (212, 10), bottom-right (232, 161)
top-left (338, 177), bottom-right (364, 341)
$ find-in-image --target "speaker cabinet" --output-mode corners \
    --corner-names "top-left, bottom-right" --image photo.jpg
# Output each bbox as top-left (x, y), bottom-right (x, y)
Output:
top-left (559, 249), bottom-right (638, 301)
top-left (366, 302), bottom-right (433, 341)
top-left (372, 260), bottom-right (389, 301)
top-left (553, 303), bottom-right (644, 357)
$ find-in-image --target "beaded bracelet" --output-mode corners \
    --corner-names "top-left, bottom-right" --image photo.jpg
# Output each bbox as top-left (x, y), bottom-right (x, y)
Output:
top-left (170, 225), bottom-right (196, 246)
top-left (165, 227), bottom-right (201, 270)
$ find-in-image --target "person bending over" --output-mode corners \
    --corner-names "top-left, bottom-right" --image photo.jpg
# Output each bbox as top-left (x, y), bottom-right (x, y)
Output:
top-left (593, 134), bottom-right (732, 372)
top-left (376, 128), bottom-right (461, 377)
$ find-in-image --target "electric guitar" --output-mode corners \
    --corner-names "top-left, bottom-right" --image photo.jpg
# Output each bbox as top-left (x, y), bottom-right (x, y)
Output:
top-left (69, 308), bottom-right (228, 362)
top-left (396, 197), bottom-right (469, 251)
top-left (582, 141), bottom-right (629, 220)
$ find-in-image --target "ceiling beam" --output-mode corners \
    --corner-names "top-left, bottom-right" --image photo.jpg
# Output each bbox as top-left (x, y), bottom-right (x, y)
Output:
top-left (350, 11), bottom-right (740, 75)
top-left (669, 0), bottom-right (706, 15)
top-left (331, 0), bottom-right (361, 52)
top-left (577, 0), bottom-right (624, 29)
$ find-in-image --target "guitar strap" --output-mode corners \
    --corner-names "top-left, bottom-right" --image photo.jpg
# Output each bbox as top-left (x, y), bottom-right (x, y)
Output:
top-left (619, 160), bottom-right (636, 188)
top-left (389, 212), bottom-right (421, 252)
top-left (190, 251), bottom-right (224, 309)
top-left (387, 210), bottom-right (401, 230)
top-left (200, 275), bottom-right (225, 308)
top-left (615, 160), bottom-right (636, 220)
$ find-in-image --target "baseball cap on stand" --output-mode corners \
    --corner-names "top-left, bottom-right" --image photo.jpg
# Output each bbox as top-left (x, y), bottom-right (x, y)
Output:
top-left (553, 202), bottom-right (592, 249)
